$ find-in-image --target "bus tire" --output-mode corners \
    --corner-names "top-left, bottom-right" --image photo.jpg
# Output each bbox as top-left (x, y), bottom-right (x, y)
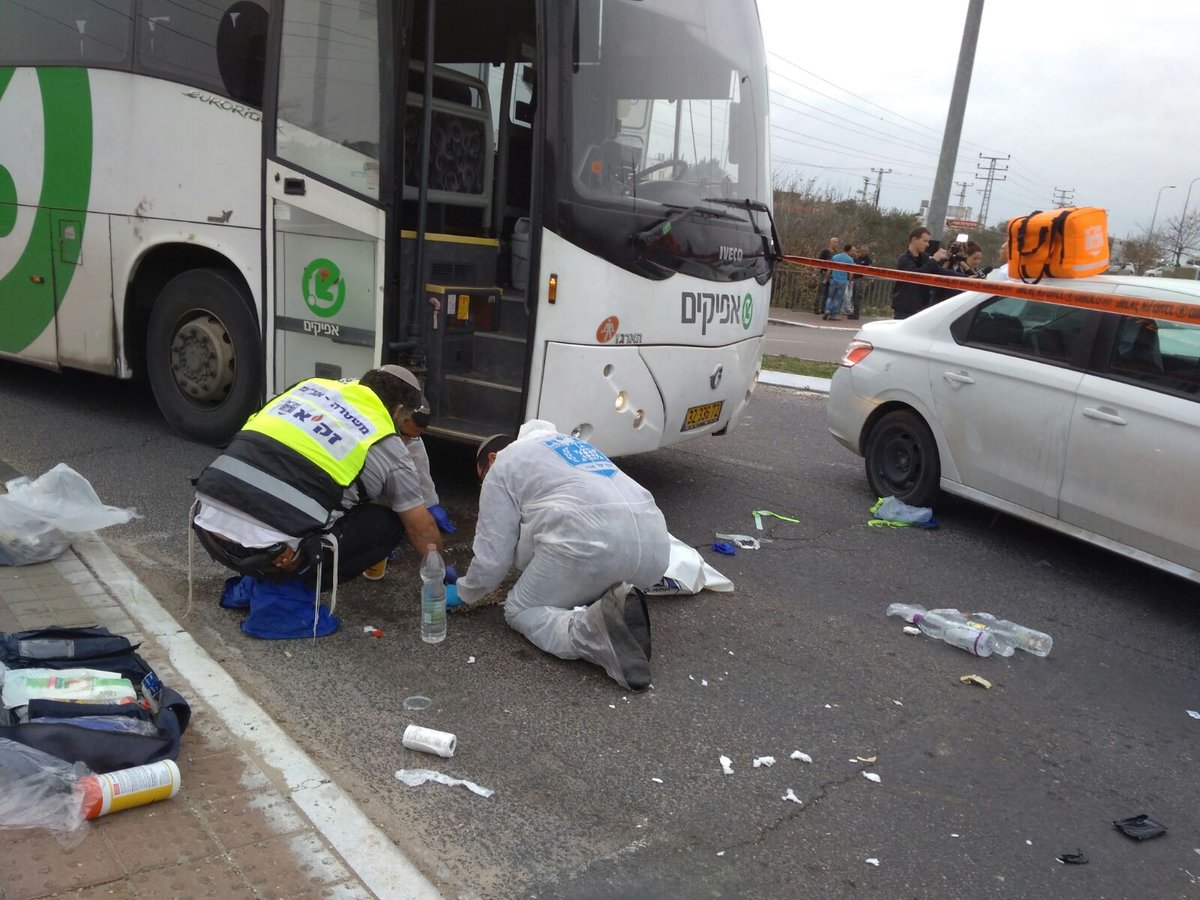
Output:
top-left (146, 268), bottom-right (262, 446)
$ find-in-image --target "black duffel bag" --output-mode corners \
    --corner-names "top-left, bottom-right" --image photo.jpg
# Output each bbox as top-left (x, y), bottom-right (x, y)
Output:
top-left (1, 626), bottom-right (191, 773)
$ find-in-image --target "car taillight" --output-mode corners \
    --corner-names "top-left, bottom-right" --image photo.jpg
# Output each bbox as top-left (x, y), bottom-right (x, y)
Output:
top-left (840, 339), bottom-right (873, 367)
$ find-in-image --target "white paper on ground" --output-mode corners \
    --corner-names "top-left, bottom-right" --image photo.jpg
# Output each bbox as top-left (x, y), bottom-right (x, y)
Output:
top-left (782, 789), bottom-right (802, 804)
top-left (645, 535), bottom-right (734, 596)
top-left (719, 755), bottom-right (734, 775)
top-left (790, 751), bottom-right (812, 763)
top-left (862, 771), bottom-right (881, 783)
top-left (753, 756), bottom-right (776, 768)
top-left (394, 768), bottom-right (493, 798)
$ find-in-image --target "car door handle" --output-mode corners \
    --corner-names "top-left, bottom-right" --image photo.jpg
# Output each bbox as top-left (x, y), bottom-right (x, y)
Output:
top-left (1082, 407), bottom-right (1127, 426)
top-left (943, 371), bottom-right (975, 385)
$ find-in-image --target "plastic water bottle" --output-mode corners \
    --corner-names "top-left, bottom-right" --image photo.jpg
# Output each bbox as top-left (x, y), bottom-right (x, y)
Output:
top-left (886, 603), bottom-right (996, 657)
top-left (420, 545), bottom-right (447, 644)
top-left (967, 613), bottom-right (1053, 657)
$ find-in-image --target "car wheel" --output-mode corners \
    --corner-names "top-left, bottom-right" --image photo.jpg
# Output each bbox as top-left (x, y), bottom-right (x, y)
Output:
top-left (864, 409), bottom-right (941, 507)
top-left (146, 268), bottom-right (262, 446)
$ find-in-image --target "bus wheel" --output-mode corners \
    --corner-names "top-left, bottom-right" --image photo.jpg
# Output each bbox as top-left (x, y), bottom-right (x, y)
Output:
top-left (146, 268), bottom-right (262, 446)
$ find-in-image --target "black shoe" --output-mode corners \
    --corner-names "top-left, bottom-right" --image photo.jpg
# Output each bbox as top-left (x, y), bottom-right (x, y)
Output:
top-left (821, 313), bottom-right (829, 320)
top-left (623, 587), bottom-right (652, 661)
top-left (599, 587), bottom-right (652, 691)
top-left (848, 314), bottom-right (860, 320)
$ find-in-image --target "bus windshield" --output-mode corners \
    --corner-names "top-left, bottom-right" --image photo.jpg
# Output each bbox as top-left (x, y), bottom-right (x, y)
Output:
top-left (555, 0), bottom-right (771, 283)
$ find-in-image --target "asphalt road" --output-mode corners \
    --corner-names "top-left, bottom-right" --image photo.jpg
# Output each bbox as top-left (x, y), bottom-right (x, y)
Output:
top-left (2, 360), bottom-right (1199, 899)
top-left (764, 319), bottom-right (861, 363)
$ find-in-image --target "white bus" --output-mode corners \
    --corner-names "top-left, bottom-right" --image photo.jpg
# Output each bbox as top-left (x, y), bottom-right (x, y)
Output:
top-left (0, 0), bottom-right (776, 452)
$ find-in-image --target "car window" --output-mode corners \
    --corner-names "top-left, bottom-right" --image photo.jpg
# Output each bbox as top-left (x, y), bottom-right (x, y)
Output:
top-left (962, 296), bottom-right (1087, 364)
top-left (1107, 316), bottom-right (1200, 402)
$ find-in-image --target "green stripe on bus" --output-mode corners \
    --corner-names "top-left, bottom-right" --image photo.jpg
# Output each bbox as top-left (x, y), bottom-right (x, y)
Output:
top-left (0, 67), bottom-right (93, 353)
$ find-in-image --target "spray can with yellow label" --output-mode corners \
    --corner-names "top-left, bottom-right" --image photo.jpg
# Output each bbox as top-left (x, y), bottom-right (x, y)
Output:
top-left (80, 760), bottom-right (180, 819)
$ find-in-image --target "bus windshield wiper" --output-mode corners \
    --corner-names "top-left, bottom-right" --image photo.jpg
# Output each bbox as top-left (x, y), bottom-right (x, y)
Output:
top-left (631, 203), bottom-right (742, 248)
top-left (702, 197), bottom-right (784, 261)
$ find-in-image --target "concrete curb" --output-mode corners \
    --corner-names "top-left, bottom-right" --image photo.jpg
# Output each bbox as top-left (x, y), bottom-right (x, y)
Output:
top-left (767, 316), bottom-right (861, 332)
top-left (759, 370), bottom-right (832, 394)
top-left (72, 532), bottom-right (441, 900)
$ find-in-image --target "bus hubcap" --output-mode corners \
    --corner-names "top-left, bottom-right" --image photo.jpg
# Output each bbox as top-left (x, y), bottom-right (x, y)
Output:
top-left (169, 313), bottom-right (234, 406)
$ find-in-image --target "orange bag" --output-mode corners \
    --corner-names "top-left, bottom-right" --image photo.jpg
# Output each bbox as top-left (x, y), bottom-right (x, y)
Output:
top-left (1007, 207), bottom-right (1109, 281)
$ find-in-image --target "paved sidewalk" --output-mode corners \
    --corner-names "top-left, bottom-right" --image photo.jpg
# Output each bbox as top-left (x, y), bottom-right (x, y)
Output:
top-left (767, 305), bottom-right (887, 331)
top-left (0, 502), bottom-right (439, 897)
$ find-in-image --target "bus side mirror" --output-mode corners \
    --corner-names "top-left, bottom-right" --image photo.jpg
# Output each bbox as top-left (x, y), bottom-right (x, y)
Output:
top-left (515, 100), bottom-right (534, 125)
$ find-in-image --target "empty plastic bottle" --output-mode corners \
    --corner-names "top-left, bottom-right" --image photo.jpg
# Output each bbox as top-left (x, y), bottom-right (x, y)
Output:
top-left (420, 545), bottom-right (447, 644)
top-left (886, 603), bottom-right (996, 657)
top-left (966, 613), bottom-right (1053, 657)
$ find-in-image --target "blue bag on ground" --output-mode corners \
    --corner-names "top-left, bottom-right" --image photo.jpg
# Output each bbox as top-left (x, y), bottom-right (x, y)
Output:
top-left (230, 576), bottom-right (340, 639)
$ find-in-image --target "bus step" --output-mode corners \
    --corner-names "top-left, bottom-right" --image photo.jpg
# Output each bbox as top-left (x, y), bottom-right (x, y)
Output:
top-left (443, 372), bottom-right (523, 426)
top-left (499, 292), bottom-right (529, 335)
top-left (472, 331), bottom-right (527, 381)
top-left (427, 415), bottom-right (515, 444)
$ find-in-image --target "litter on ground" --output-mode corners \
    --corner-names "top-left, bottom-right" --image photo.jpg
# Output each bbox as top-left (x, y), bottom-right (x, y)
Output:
top-left (862, 772), bottom-right (881, 784)
top-left (865, 858), bottom-right (880, 866)
top-left (394, 769), bottom-right (493, 798)
top-left (752, 756), bottom-right (776, 768)
top-left (782, 789), bottom-right (802, 804)
top-left (791, 751), bottom-right (812, 764)
top-left (651, 777), bottom-right (663, 784)
top-left (960, 674), bottom-right (992, 689)
top-left (719, 756), bottom-right (734, 775)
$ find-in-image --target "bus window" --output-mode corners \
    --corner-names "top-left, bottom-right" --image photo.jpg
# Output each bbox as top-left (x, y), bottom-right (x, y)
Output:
top-left (275, 0), bottom-right (380, 197)
top-left (135, 0), bottom-right (270, 108)
top-left (0, 0), bottom-right (133, 68)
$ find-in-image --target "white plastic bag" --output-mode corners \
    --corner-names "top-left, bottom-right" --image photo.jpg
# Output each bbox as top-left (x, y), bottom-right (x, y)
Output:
top-left (645, 535), bottom-right (734, 596)
top-left (873, 496), bottom-right (933, 525)
top-left (0, 464), bottom-right (137, 566)
top-left (0, 737), bottom-right (90, 847)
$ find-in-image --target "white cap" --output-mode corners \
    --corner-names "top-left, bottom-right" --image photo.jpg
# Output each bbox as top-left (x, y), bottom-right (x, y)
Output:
top-left (377, 364), bottom-right (429, 413)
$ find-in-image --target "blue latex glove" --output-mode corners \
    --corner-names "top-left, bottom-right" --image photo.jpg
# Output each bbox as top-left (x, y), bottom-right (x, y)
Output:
top-left (444, 564), bottom-right (458, 585)
top-left (429, 504), bottom-right (457, 534)
top-left (445, 583), bottom-right (463, 609)
top-left (712, 541), bottom-right (737, 556)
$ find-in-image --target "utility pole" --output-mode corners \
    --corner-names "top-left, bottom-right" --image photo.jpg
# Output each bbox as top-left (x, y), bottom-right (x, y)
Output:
top-left (1052, 187), bottom-right (1075, 208)
top-left (859, 175), bottom-right (871, 205)
top-left (954, 180), bottom-right (971, 209)
top-left (975, 153), bottom-right (1009, 227)
top-left (927, 0), bottom-right (985, 241)
top-left (871, 168), bottom-right (892, 209)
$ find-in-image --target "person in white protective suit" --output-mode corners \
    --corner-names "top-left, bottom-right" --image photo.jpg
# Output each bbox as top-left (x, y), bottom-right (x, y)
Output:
top-left (452, 420), bottom-right (670, 690)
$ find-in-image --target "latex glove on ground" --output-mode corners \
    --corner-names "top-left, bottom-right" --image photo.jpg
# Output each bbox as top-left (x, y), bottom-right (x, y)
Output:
top-left (445, 584), bottom-right (463, 609)
top-left (444, 564), bottom-right (458, 585)
top-left (429, 504), bottom-right (457, 533)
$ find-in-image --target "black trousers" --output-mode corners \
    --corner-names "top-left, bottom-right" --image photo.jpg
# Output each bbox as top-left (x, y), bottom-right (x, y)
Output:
top-left (195, 502), bottom-right (405, 590)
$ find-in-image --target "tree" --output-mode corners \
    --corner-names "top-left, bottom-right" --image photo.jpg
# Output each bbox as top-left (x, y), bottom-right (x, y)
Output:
top-left (1160, 210), bottom-right (1200, 266)
top-left (1121, 235), bottom-right (1159, 275)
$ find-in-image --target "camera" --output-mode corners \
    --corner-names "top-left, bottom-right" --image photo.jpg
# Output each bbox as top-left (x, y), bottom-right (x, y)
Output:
top-left (947, 232), bottom-right (970, 265)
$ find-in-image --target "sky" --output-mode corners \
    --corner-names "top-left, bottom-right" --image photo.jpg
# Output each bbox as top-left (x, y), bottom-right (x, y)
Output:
top-left (757, 0), bottom-right (1200, 240)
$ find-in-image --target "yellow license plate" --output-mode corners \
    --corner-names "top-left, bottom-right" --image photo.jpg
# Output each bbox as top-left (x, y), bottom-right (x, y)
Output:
top-left (681, 401), bottom-right (724, 432)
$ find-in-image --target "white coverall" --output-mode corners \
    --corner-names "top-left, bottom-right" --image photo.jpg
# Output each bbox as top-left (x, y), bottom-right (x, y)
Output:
top-left (456, 420), bottom-right (670, 687)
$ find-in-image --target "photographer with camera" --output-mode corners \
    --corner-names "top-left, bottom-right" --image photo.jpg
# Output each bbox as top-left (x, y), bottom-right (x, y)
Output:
top-left (891, 226), bottom-right (950, 319)
top-left (930, 238), bottom-right (984, 305)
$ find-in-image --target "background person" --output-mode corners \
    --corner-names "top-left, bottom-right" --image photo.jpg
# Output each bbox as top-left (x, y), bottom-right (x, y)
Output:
top-left (815, 236), bottom-right (839, 315)
top-left (451, 421), bottom-right (670, 691)
top-left (825, 243), bottom-right (855, 320)
top-left (849, 243), bottom-right (872, 319)
top-left (891, 226), bottom-right (949, 319)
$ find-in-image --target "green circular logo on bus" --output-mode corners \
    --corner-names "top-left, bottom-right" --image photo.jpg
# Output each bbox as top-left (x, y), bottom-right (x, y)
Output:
top-left (742, 293), bottom-right (753, 330)
top-left (302, 258), bottom-right (345, 318)
top-left (0, 165), bottom-right (16, 237)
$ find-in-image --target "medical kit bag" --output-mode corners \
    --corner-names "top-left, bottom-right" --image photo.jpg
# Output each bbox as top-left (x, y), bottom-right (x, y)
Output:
top-left (1007, 207), bottom-right (1109, 281)
top-left (0, 626), bottom-right (191, 773)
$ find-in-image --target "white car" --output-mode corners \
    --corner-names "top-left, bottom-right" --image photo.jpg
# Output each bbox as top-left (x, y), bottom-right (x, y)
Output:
top-left (827, 275), bottom-right (1200, 583)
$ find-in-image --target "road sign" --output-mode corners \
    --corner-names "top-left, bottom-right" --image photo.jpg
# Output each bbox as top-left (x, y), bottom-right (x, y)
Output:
top-left (946, 218), bottom-right (980, 229)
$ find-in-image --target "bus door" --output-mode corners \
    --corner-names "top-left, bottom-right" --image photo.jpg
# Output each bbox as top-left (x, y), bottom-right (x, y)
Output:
top-left (264, 0), bottom-right (388, 389)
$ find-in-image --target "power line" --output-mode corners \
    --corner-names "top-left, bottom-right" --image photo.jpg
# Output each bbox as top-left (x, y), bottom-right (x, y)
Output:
top-left (1052, 187), bottom-right (1076, 208)
top-left (871, 168), bottom-right (893, 209)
